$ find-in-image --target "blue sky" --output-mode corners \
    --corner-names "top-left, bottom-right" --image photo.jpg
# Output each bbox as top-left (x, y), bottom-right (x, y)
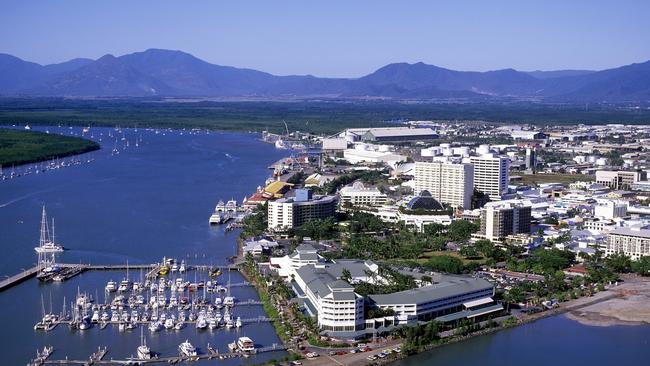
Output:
top-left (1, 0), bottom-right (649, 77)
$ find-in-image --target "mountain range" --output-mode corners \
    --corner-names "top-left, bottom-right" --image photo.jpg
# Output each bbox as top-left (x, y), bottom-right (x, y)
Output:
top-left (1, 49), bottom-right (649, 102)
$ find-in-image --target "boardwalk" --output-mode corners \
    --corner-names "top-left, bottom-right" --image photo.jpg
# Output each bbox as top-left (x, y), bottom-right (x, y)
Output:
top-left (0, 264), bottom-right (42, 292)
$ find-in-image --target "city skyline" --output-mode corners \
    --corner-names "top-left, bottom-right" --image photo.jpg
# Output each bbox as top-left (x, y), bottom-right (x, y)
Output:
top-left (1, 0), bottom-right (649, 77)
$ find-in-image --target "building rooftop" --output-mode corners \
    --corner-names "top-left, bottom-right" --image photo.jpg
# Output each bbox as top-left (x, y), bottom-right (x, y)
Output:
top-left (368, 276), bottom-right (493, 306)
top-left (610, 227), bottom-right (650, 238)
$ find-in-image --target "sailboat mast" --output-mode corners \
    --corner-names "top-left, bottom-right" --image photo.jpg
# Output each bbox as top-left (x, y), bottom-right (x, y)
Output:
top-left (39, 206), bottom-right (47, 248)
top-left (51, 217), bottom-right (55, 244)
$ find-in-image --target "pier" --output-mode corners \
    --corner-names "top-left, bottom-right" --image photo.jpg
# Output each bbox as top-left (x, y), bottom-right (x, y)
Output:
top-left (0, 264), bottom-right (43, 292)
top-left (39, 343), bottom-right (287, 365)
top-left (1, 262), bottom-right (243, 292)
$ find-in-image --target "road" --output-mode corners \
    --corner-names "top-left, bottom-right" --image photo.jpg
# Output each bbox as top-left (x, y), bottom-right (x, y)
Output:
top-left (299, 339), bottom-right (402, 366)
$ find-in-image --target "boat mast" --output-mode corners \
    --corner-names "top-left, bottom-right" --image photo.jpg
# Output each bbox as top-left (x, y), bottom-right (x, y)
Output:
top-left (39, 206), bottom-right (47, 248)
top-left (51, 217), bottom-right (55, 244)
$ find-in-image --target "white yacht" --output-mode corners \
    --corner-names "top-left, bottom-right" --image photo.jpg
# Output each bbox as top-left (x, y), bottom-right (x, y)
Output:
top-left (34, 207), bottom-right (65, 253)
top-left (179, 261), bottom-right (186, 273)
top-left (195, 316), bottom-right (207, 330)
top-left (105, 280), bottom-right (117, 293)
top-left (235, 317), bottom-right (242, 328)
top-left (178, 340), bottom-right (197, 357)
top-left (224, 296), bottom-right (235, 307)
top-left (208, 317), bottom-right (218, 330)
top-left (148, 321), bottom-right (162, 332)
top-left (118, 279), bottom-right (132, 293)
top-left (91, 311), bottom-right (100, 323)
top-left (137, 332), bottom-right (152, 360)
top-left (237, 337), bottom-right (255, 352)
top-left (164, 318), bottom-right (174, 329)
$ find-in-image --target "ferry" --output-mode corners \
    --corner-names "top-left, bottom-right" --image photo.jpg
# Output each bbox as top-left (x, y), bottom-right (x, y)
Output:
top-left (178, 340), bottom-right (197, 357)
top-left (34, 207), bottom-right (65, 253)
top-left (237, 337), bottom-right (255, 352)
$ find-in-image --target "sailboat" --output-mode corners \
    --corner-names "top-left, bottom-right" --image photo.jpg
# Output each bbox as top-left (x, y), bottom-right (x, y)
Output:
top-left (137, 327), bottom-right (152, 359)
top-left (34, 206), bottom-right (65, 253)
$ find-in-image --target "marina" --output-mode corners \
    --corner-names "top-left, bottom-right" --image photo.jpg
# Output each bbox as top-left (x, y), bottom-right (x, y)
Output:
top-left (0, 126), bottom-right (288, 366)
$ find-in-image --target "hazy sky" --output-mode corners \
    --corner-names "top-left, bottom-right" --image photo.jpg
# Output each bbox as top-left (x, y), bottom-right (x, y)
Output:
top-left (2, 0), bottom-right (649, 77)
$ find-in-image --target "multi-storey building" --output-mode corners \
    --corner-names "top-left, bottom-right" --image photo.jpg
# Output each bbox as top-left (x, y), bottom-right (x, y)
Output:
top-left (470, 153), bottom-right (509, 200)
top-left (596, 170), bottom-right (647, 190)
top-left (368, 275), bottom-right (496, 323)
top-left (478, 200), bottom-right (532, 242)
top-left (267, 189), bottom-right (337, 230)
top-left (414, 161), bottom-right (474, 209)
top-left (525, 148), bottom-right (536, 173)
top-left (606, 227), bottom-right (650, 260)
top-left (339, 182), bottom-right (388, 209)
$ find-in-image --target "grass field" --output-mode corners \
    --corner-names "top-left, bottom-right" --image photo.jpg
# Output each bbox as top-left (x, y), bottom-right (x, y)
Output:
top-left (0, 128), bottom-right (100, 166)
top-left (517, 173), bottom-right (594, 186)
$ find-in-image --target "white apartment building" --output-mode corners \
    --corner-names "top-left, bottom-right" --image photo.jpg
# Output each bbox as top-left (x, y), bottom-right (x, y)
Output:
top-left (339, 182), bottom-right (388, 209)
top-left (294, 265), bottom-right (365, 332)
top-left (606, 227), bottom-right (650, 260)
top-left (594, 200), bottom-right (627, 220)
top-left (268, 192), bottom-right (337, 230)
top-left (414, 161), bottom-right (474, 209)
top-left (470, 154), bottom-right (509, 200)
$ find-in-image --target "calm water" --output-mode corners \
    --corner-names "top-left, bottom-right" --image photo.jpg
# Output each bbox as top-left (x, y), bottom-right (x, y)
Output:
top-left (391, 311), bottom-right (650, 366)
top-left (0, 126), bottom-right (287, 365)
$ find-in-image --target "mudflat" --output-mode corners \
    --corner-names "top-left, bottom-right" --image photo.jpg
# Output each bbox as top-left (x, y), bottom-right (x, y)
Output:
top-left (567, 275), bottom-right (650, 327)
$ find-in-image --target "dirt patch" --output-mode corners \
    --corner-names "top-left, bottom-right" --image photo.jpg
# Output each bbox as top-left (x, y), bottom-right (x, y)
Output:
top-left (567, 276), bottom-right (650, 327)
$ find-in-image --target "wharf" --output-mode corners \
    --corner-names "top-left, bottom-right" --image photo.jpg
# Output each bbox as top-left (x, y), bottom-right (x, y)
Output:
top-left (2, 263), bottom-right (241, 292)
top-left (0, 264), bottom-right (43, 291)
top-left (54, 316), bottom-right (274, 328)
top-left (40, 343), bottom-right (287, 365)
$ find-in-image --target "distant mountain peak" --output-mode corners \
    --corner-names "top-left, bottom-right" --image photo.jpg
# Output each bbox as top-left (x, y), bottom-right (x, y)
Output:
top-left (0, 49), bottom-right (648, 102)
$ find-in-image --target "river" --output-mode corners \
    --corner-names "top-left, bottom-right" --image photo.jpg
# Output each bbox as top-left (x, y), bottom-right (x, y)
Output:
top-left (390, 315), bottom-right (650, 366)
top-left (0, 126), bottom-right (288, 365)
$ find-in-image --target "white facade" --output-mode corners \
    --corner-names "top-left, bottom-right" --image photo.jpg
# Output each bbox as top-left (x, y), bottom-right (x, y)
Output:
top-left (414, 161), bottom-right (474, 209)
top-left (322, 138), bottom-right (348, 151)
top-left (339, 182), bottom-right (388, 209)
top-left (470, 154), bottom-right (509, 200)
top-left (343, 144), bottom-right (406, 168)
top-left (606, 228), bottom-right (650, 260)
top-left (594, 200), bottom-right (627, 220)
top-left (268, 195), bottom-right (337, 230)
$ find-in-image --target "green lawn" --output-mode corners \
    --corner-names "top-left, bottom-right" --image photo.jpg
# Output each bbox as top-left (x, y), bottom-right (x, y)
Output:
top-left (0, 128), bottom-right (100, 166)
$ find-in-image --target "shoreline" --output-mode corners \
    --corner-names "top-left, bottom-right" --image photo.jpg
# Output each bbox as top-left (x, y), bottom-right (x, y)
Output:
top-left (381, 276), bottom-right (650, 365)
top-left (0, 127), bottom-right (100, 167)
